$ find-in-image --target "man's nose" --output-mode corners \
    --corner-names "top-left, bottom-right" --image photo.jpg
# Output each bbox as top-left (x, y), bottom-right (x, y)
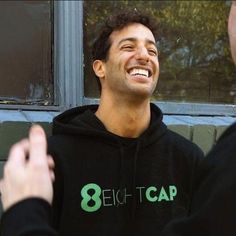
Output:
top-left (135, 47), bottom-right (149, 63)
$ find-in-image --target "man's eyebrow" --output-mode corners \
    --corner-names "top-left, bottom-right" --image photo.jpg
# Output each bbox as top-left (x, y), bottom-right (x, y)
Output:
top-left (118, 37), bottom-right (157, 48)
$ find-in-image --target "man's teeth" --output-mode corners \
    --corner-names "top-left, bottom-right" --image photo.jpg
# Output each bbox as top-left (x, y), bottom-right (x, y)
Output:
top-left (129, 68), bottom-right (149, 77)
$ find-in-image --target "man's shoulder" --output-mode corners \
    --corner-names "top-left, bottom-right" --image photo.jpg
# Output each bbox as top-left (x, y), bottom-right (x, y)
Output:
top-left (165, 127), bottom-right (192, 144)
top-left (208, 122), bottom-right (236, 159)
top-left (217, 122), bottom-right (236, 143)
top-left (164, 127), bottom-right (204, 157)
top-left (47, 133), bottom-right (77, 155)
top-left (47, 133), bottom-right (72, 145)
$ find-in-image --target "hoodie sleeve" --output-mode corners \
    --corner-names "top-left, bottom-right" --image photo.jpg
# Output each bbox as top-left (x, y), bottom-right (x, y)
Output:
top-left (0, 198), bottom-right (58, 236)
top-left (161, 123), bottom-right (236, 236)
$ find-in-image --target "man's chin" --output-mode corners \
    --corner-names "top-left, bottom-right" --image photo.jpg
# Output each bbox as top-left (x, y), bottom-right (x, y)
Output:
top-left (127, 87), bottom-right (156, 101)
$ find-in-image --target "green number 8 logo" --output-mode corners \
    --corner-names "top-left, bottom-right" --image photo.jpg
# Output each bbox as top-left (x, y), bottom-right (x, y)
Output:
top-left (81, 183), bottom-right (102, 212)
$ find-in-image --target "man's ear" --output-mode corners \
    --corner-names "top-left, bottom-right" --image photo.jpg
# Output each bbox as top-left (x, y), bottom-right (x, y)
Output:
top-left (93, 60), bottom-right (105, 79)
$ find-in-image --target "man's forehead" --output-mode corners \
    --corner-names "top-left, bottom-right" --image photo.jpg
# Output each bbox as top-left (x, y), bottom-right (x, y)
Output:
top-left (110, 23), bottom-right (156, 45)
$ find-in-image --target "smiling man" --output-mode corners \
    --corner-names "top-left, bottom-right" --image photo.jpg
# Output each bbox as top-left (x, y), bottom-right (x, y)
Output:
top-left (93, 23), bottom-right (159, 101)
top-left (0, 10), bottom-right (204, 236)
top-left (48, 10), bottom-right (203, 236)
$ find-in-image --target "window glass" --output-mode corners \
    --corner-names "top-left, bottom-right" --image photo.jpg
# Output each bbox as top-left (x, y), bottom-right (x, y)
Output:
top-left (0, 0), bottom-right (53, 106)
top-left (83, 1), bottom-right (236, 105)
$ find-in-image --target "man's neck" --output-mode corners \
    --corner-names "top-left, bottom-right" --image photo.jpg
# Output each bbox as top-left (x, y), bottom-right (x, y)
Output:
top-left (95, 99), bottom-right (151, 138)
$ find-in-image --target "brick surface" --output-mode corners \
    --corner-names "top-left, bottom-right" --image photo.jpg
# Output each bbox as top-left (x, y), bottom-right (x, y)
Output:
top-left (192, 125), bottom-right (216, 154)
top-left (0, 122), bottom-right (31, 160)
top-left (167, 125), bottom-right (192, 140)
top-left (0, 122), bottom-right (52, 160)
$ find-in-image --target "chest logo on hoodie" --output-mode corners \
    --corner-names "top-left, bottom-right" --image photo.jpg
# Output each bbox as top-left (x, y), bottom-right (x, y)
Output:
top-left (81, 183), bottom-right (102, 212)
top-left (80, 183), bottom-right (177, 213)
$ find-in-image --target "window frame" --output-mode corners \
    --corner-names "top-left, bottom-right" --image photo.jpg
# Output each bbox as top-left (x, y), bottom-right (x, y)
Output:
top-left (0, 0), bottom-right (84, 112)
top-left (0, 0), bottom-right (235, 117)
top-left (54, 0), bottom-right (84, 111)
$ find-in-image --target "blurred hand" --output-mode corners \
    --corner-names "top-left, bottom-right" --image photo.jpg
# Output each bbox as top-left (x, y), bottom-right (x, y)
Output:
top-left (228, 1), bottom-right (236, 64)
top-left (0, 125), bottom-right (54, 211)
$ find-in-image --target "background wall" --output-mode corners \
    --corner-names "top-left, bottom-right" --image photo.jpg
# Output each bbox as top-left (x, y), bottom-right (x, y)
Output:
top-left (0, 111), bottom-right (234, 161)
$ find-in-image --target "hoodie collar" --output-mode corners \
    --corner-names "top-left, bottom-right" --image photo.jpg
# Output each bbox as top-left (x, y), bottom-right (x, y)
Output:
top-left (52, 103), bottom-right (166, 147)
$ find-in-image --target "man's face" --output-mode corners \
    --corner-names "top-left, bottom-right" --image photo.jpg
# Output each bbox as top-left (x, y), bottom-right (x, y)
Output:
top-left (101, 23), bottom-right (159, 100)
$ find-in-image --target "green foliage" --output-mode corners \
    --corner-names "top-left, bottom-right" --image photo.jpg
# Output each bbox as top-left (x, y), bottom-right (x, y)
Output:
top-left (84, 1), bottom-right (236, 104)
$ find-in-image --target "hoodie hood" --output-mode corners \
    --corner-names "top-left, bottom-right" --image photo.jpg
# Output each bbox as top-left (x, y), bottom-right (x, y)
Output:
top-left (52, 103), bottom-right (167, 147)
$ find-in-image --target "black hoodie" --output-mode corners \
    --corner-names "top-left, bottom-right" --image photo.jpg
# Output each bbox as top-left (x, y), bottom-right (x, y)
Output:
top-left (3, 118), bottom-right (236, 236)
top-left (48, 104), bottom-right (203, 236)
top-left (161, 122), bottom-right (236, 236)
top-left (1, 120), bottom-right (236, 236)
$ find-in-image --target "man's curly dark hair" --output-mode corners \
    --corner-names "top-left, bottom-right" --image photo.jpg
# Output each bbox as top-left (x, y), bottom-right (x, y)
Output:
top-left (91, 10), bottom-right (158, 91)
top-left (92, 10), bottom-right (157, 62)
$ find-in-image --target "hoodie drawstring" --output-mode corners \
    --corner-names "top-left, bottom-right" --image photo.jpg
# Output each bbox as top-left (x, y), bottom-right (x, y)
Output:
top-left (117, 139), bottom-right (141, 220)
top-left (131, 139), bottom-right (141, 219)
top-left (118, 145), bottom-right (126, 206)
